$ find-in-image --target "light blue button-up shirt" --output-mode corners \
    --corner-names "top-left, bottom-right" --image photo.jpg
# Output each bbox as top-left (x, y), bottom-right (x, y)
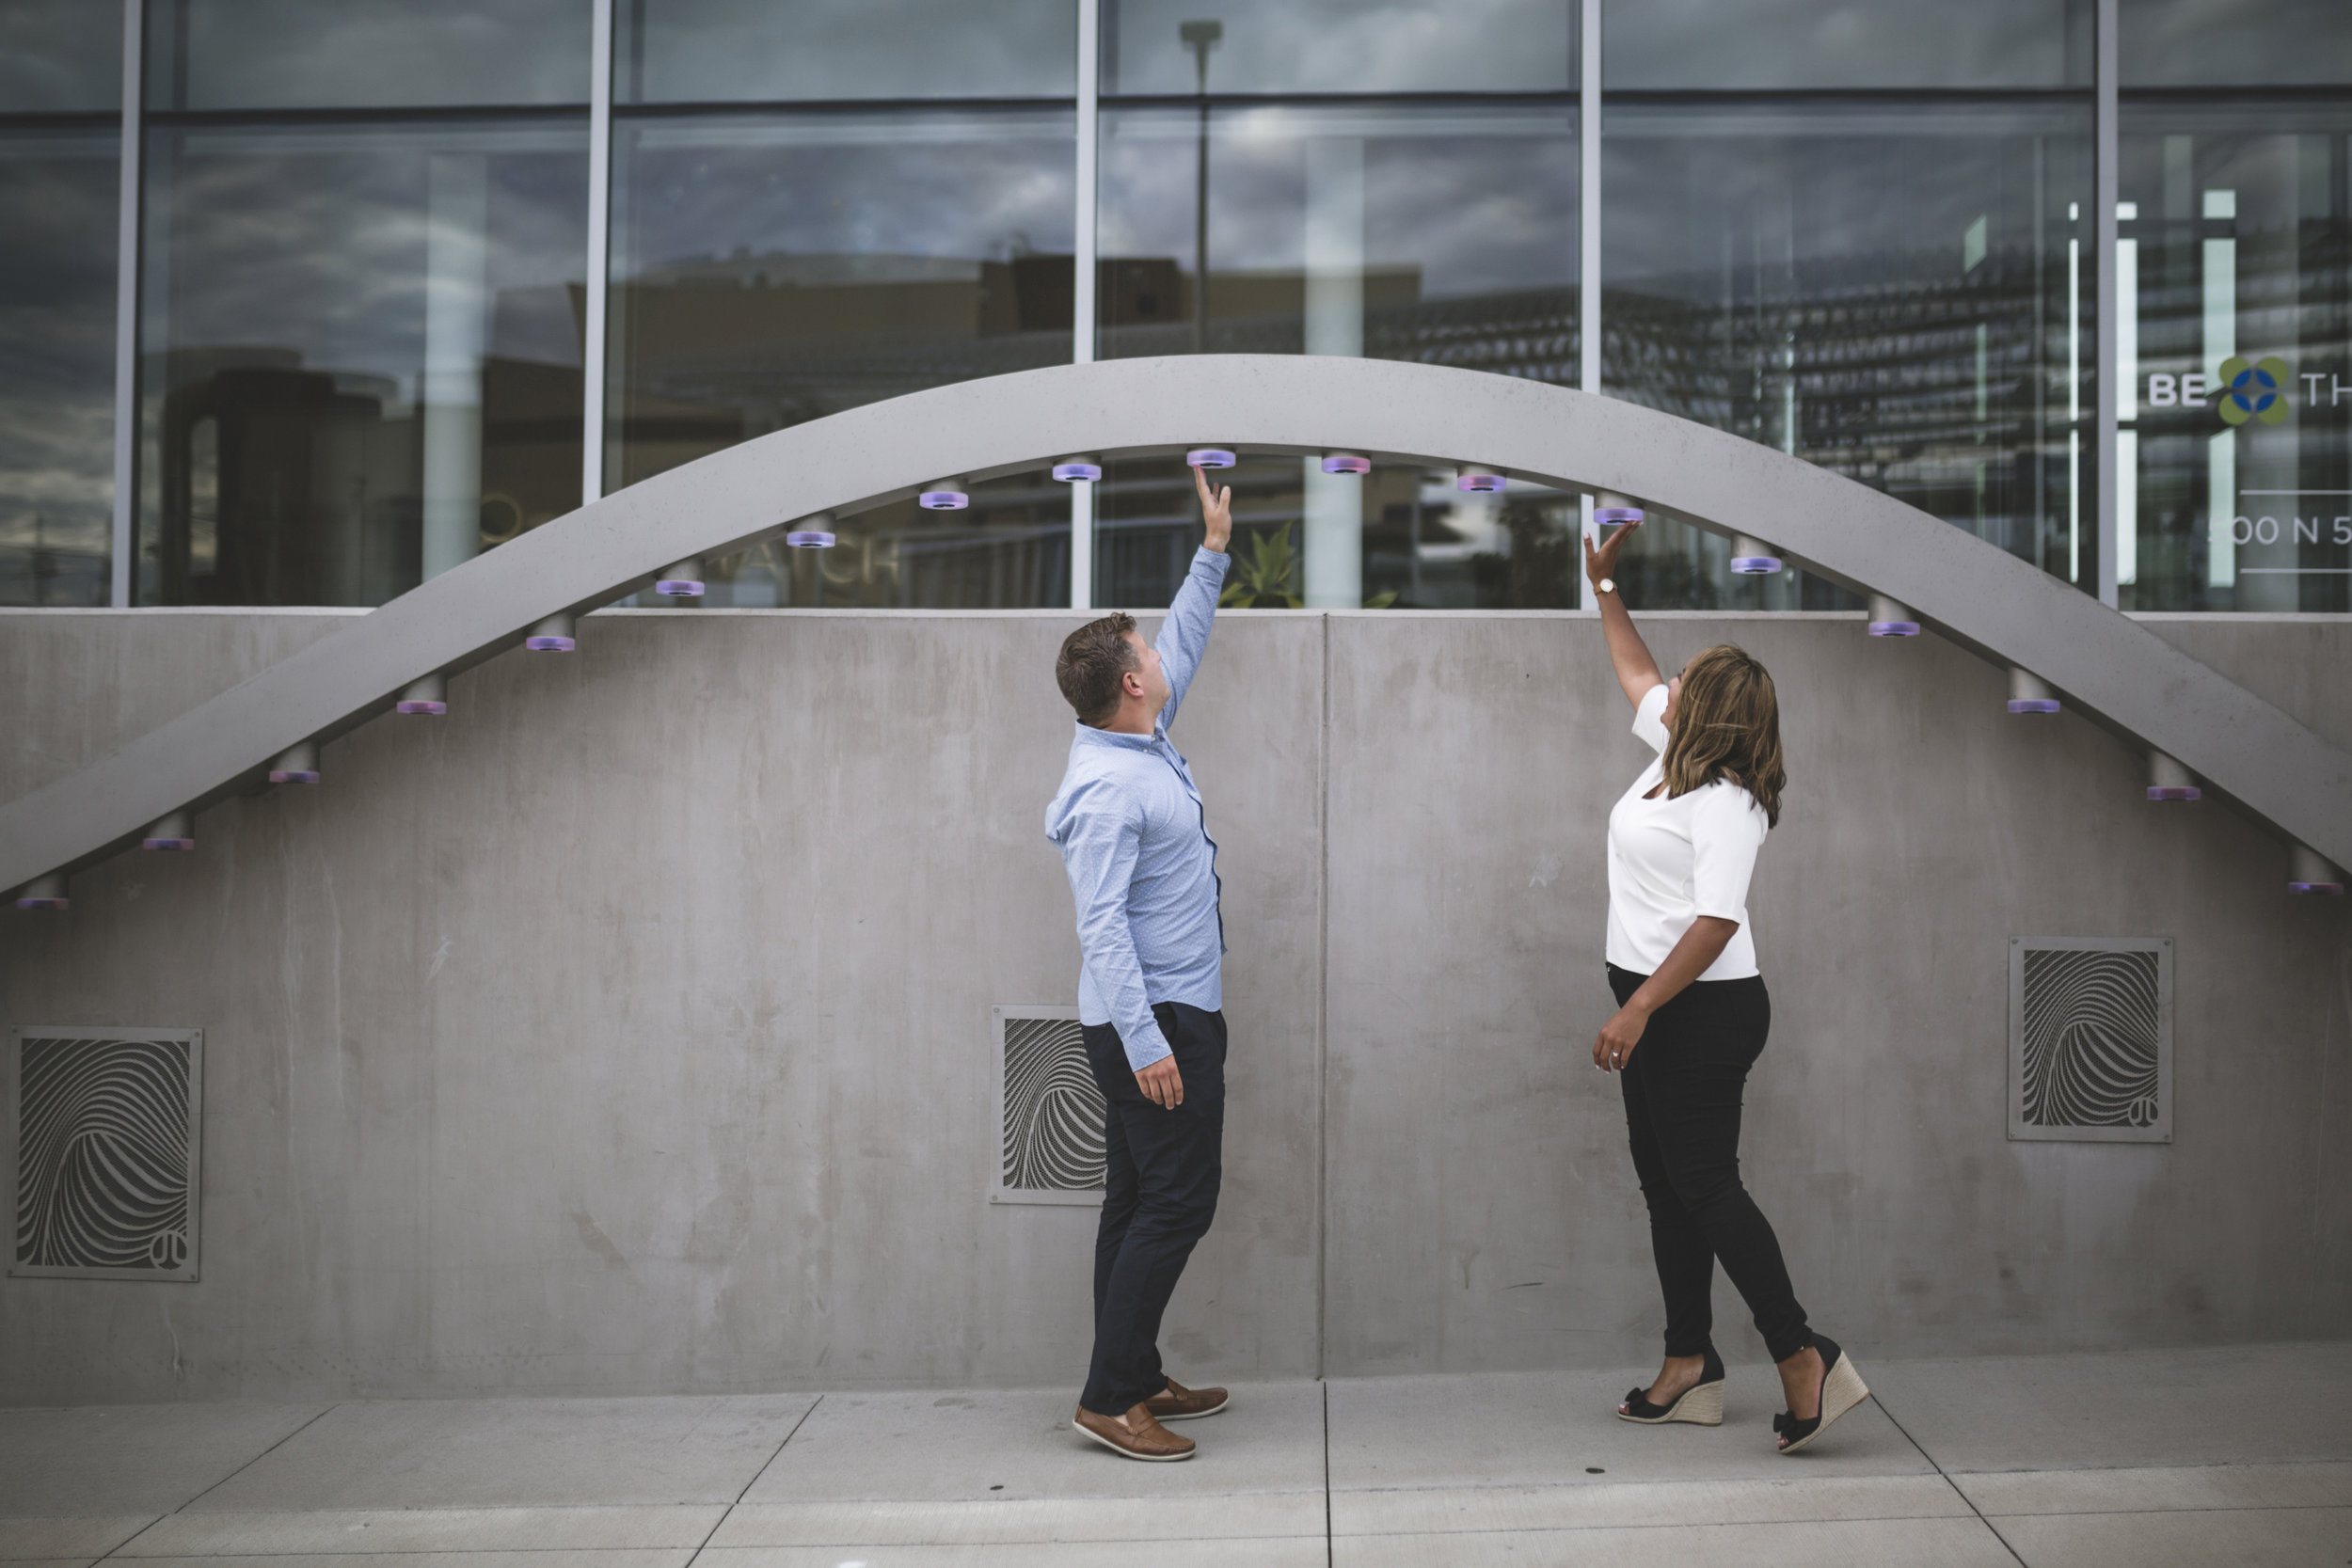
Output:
top-left (1044, 546), bottom-right (1230, 1070)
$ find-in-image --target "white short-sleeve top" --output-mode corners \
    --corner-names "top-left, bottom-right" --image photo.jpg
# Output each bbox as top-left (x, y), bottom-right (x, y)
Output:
top-left (1605, 682), bottom-right (1769, 980)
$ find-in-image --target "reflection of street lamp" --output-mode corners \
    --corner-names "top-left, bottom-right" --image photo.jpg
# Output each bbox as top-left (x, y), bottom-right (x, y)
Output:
top-left (1181, 19), bottom-right (1221, 353)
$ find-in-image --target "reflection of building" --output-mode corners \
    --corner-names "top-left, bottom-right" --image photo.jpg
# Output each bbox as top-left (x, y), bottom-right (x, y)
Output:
top-left (151, 333), bottom-right (583, 606)
top-left (612, 251), bottom-right (1079, 484)
top-left (1610, 246), bottom-right (2071, 569)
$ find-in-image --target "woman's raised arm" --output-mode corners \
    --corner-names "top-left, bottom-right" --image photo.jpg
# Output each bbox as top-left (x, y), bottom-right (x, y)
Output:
top-left (1584, 521), bottom-right (1664, 711)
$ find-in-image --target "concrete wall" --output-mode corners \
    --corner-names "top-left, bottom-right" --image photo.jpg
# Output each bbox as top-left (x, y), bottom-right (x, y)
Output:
top-left (1, 607), bottom-right (2346, 1404)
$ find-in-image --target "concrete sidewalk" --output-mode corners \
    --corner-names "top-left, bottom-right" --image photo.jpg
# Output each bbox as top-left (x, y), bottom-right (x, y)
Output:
top-left (5, 1342), bottom-right (2347, 1566)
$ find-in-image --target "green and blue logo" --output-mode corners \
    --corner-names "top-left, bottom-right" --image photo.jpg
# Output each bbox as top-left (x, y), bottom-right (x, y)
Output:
top-left (2217, 355), bottom-right (2292, 425)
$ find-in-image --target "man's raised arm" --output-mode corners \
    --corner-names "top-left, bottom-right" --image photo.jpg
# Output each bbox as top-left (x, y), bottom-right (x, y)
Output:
top-left (1156, 466), bottom-right (1233, 730)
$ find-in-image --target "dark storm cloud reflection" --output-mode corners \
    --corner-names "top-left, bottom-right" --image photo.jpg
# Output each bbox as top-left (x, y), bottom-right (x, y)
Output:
top-left (1104, 0), bottom-right (1573, 95)
top-left (149, 125), bottom-right (589, 394)
top-left (616, 113), bottom-right (1074, 277)
top-left (2117, 0), bottom-right (2352, 86)
top-left (156, 0), bottom-right (590, 110)
top-left (0, 0), bottom-right (123, 111)
top-left (1603, 0), bottom-right (2086, 89)
top-left (1099, 107), bottom-right (1574, 296)
top-left (0, 133), bottom-right (121, 583)
top-left (620, 0), bottom-right (1075, 102)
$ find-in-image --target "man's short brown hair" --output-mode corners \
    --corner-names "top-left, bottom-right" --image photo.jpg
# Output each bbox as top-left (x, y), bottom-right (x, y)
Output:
top-left (1057, 612), bottom-right (1140, 726)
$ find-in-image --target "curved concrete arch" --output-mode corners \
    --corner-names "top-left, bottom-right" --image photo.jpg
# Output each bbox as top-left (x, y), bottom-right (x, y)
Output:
top-left (5, 354), bottom-right (2348, 897)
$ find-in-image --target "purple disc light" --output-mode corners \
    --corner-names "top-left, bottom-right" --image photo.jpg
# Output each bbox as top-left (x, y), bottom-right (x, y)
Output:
top-left (1867, 620), bottom-right (1921, 637)
top-left (2289, 880), bottom-right (2345, 895)
top-left (1053, 462), bottom-right (1102, 483)
top-left (1187, 449), bottom-right (1236, 468)
top-left (15, 895), bottom-right (67, 911)
top-left (1730, 556), bottom-right (1782, 575)
top-left (1457, 471), bottom-right (1506, 493)
top-left (786, 529), bottom-right (835, 547)
top-left (919, 490), bottom-right (968, 510)
top-left (525, 635), bottom-right (576, 652)
top-left (2007, 698), bottom-right (2060, 715)
top-left (655, 578), bottom-right (705, 596)
top-left (1593, 507), bottom-right (1644, 526)
top-left (1321, 454), bottom-right (1370, 475)
top-left (396, 699), bottom-right (448, 716)
top-left (141, 836), bottom-right (195, 851)
top-left (269, 768), bottom-right (321, 784)
top-left (2146, 785), bottom-right (2201, 801)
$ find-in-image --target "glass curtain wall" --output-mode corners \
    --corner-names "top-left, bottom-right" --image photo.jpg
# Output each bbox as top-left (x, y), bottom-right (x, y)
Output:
top-left (18, 0), bottom-right (2349, 613)
top-left (2117, 0), bottom-right (2352, 611)
top-left (1602, 0), bottom-right (2095, 609)
top-left (133, 0), bottom-right (589, 607)
top-left (608, 0), bottom-right (1077, 609)
top-left (0, 0), bottom-right (121, 606)
top-left (1094, 0), bottom-right (1581, 610)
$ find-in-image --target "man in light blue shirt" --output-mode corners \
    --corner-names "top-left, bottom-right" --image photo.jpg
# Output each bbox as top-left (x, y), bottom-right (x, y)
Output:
top-left (1044, 466), bottom-right (1233, 1462)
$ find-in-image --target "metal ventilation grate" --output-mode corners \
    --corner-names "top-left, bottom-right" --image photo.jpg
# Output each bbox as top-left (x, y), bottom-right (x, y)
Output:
top-left (2009, 940), bottom-right (2171, 1143)
top-left (9, 1027), bottom-right (203, 1279)
top-left (992, 1007), bottom-right (1104, 1206)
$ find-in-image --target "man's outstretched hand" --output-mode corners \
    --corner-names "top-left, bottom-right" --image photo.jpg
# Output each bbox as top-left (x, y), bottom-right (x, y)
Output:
top-left (1193, 465), bottom-right (1232, 555)
top-left (1136, 1053), bottom-right (1184, 1110)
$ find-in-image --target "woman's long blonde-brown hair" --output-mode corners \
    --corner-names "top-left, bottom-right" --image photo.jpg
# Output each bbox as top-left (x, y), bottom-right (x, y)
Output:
top-left (1661, 644), bottom-right (1786, 827)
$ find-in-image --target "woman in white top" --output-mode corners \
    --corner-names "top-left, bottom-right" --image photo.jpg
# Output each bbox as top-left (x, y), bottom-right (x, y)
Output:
top-left (1583, 516), bottom-right (1870, 1456)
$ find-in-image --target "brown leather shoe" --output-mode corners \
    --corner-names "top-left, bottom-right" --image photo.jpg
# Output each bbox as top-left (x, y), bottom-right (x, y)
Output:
top-left (1073, 1402), bottom-right (1196, 1461)
top-left (1144, 1377), bottom-right (1229, 1421)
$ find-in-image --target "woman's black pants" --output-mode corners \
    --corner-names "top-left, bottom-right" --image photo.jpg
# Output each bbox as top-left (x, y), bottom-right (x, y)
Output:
top-left (1609, 964), bottom-right (1810, 1365)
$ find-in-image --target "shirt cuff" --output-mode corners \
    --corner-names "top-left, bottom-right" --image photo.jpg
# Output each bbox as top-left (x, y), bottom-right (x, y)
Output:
top-left (1122, 1022), bottom-right (1174, 1072)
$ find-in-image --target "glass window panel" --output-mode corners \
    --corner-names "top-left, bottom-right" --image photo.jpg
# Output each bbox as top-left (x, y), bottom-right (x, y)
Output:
top-left (696, 467), bottom-right (1070, 608)
top-left (1097, 104), bottom-right (1577, 364)
top-left (2118, 105), bottom-right (2351, 611)
top-left (1094, 456), bottom-right (1578, 610)
top-left (137, 119), bottom-right (587, 606)
top-left (145, 0), bottom-right (591, 111)
top-left (2120, 0), bottom-right (2352, 88)
top-left (0, 127), bottom-right (118, 605)
top-left (1096, 103), bottom-right (1576, 607)
top-left (1605, 0), bottom-right (2090, 89)
top-left (1603, 99), bottom-right (2092, 609)
top-left (0, 0), bottom-right (124, 111)
top-left (1103, 0), bottom-right (1574, 96)
top-left (618, 0), bottom-right (1076, 103)
top-left (606, 109), bottom-right (1074, 499)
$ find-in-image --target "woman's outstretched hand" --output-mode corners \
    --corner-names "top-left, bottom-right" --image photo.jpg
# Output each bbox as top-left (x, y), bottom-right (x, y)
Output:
top-left (1594, 1004), bottom-right (1649, 1072)
top-left (1583, 515), bottom-right (1639, 590)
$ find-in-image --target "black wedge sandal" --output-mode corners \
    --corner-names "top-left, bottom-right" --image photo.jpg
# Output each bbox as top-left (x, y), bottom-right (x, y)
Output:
top-left (1773, 1332), bottom-right (1870, 1455)
top-left (1616, 1345), bottom-right (1725, 1426)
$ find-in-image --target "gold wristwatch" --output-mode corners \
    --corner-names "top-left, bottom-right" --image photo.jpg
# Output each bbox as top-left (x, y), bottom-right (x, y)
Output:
top-left (1596, 578), bottom-right (1616, 595)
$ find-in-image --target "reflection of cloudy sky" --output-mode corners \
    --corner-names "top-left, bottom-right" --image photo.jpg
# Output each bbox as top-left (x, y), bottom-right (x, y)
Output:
top-left (150, 123), bottom-right (587, 401)
top-left (617, 112), bottom-right (1073, 275)
top-left (1604, 0), bottom-right (2077, 89)
top-left (0, 0), bottom-right (122, 111)
top-left (1104, 0), bottom-right (1572, 95)
top-left (1101, 107), bottom-right (1574, 295)
top-left (624, 0), bottom-right (1073, 103)
top-left (1603, 103), bottom-right (2089, 295)
top-left (2118, 0), bottom-right (2351, 87)
top-left (164, 0), bottom-right (587, 109)
top-left (0, 133), bottom-right (119, 562)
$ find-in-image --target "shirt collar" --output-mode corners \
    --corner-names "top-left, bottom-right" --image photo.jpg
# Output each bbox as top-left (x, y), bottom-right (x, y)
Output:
top-left (1073, 721), bottom-right (1163, 752)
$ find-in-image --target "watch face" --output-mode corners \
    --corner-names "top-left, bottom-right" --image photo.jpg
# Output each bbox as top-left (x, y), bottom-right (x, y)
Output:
top-left (1598, 578), bottom-right (1614, 594)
